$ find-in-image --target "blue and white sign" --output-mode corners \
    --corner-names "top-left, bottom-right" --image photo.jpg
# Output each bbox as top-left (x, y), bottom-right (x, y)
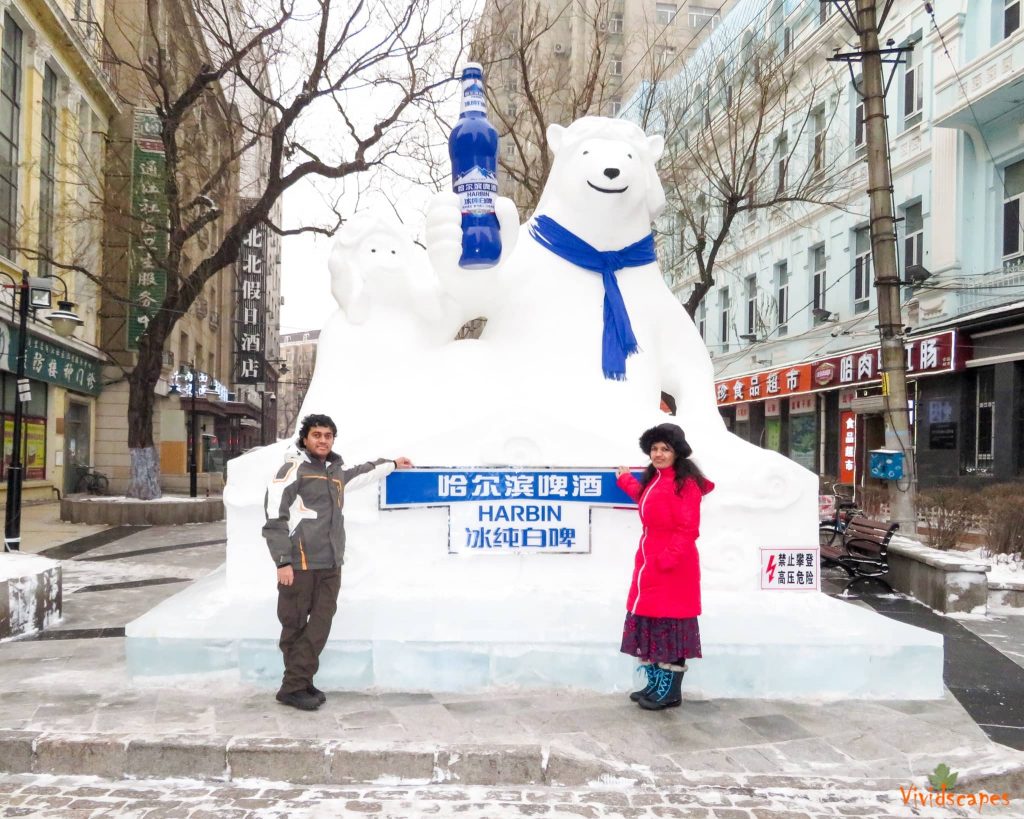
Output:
top-left (382, 468), bottom-right (637, 555)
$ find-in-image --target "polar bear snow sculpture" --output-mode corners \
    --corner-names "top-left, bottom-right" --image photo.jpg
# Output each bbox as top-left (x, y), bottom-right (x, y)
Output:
top-left (134, 115), bottom-right (942, 700)
top-left (422, 118), bottom-right (815, 551)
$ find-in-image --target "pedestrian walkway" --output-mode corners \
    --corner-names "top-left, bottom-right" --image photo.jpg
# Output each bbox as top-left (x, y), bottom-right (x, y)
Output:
top-left (0, 773), bottom-right (989, 817)
top-left (2, 511), bottom-right (1024, 805)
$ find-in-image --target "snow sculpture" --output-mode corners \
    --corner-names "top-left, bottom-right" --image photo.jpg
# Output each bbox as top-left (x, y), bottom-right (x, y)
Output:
top-left (127, 117), bottom-right (943, 698)
top-left (299, 213), bottom-right (457, 444)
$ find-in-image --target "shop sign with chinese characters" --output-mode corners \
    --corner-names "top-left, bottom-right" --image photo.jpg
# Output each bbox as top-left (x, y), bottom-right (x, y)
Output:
top-left (1, 324), bottom-right (101, 395)
top-left (715, 331), bottom-right (962, 406)
top-left (127, 111), bottom-right (168, 351)
top-left (760, 548), bottom-right (820, 590)
top-left (235, 200), bottom-right (267, 384)
top-left (380, 468), bottom-right (637, 554)
top-left (839, 410), bottom-right (857, 485)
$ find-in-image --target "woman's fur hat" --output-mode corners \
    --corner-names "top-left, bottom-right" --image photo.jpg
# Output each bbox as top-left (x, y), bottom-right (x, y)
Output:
top-left (639, 423), bottom-right (692, 459)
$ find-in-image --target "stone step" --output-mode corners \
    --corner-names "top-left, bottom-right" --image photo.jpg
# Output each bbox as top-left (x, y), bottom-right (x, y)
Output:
top-left (3, 730), bottom-right (1022, 794)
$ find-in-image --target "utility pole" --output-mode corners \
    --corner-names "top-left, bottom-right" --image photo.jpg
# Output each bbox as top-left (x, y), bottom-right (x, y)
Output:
top-left (828, 0), bottom-right (917, 533)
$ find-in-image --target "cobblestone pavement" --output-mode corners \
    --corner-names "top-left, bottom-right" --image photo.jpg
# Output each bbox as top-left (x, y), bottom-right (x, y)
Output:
top-left (0, 773), bottom-right (980, 818)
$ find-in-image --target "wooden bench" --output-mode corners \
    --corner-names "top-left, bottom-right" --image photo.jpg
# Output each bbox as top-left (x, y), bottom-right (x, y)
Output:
top-left (820, 515), bottom-right (899, 591)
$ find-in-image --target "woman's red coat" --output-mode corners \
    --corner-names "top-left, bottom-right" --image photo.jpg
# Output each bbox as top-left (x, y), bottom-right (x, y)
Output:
top-left (617, 468), bottom-right (714, 618)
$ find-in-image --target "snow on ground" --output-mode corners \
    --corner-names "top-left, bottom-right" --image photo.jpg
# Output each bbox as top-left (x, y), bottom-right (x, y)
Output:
top-left (961, 547), bottom-right (1024, 585)
top-left (0, 552), bottom-right (59, 581)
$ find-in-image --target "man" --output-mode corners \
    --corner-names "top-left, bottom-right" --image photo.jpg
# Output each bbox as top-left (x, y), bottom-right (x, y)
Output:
top-left (262, 413), bottom-right (412, 710)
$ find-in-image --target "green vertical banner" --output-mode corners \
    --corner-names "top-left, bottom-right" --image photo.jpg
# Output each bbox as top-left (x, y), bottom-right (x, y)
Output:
top-left (127, 111), bottom-right (168, 351)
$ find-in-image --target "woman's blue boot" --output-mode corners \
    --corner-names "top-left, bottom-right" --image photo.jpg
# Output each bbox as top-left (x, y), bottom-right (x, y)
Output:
top-left (638, 663), bottom-right (686, 710)
top-left (629, 663), bottom-right (656, 702)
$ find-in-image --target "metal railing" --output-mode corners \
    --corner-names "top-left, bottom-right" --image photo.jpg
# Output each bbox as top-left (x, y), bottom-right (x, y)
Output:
top-left (957, 260), bottom-right (1024, 315)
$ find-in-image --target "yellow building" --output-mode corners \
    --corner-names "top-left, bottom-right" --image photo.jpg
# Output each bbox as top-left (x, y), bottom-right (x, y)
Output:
top-left (0, 1), bottom-right (119, 501)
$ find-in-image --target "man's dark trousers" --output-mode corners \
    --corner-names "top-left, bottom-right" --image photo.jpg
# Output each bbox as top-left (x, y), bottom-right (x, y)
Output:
top-left (277, 567), bottom-right (342, 694)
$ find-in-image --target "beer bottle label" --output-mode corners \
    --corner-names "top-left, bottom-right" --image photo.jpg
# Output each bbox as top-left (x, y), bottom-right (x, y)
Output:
top-left (453, 166), bottom-right (497, 215)
top-left (460, 77), bottom-right (487, 114)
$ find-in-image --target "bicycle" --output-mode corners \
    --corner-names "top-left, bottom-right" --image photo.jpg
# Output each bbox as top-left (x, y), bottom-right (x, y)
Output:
top-left (818, 483), bottom-right (861, 552)
top-left (75, 465), bottom-right (109, 495)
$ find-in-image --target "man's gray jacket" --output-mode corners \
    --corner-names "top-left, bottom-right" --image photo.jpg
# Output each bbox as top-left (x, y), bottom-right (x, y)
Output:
top-left (262, 449), bottom-right (395, 570)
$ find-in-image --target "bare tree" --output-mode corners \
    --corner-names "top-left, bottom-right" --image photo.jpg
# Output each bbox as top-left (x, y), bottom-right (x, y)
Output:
top-left (25, 0), bottom-right (464, 498)
top-left (471, 0), bottom-right (661, 216)
top-left (641, 27), bottom-right (851, 318)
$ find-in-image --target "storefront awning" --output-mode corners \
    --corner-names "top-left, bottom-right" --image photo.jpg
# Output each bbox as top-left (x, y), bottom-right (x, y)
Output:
top-left (714, 330), bottom-right (965, 407)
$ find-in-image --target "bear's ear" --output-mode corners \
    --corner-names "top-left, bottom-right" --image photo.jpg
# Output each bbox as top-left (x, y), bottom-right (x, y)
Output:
top-left (647, 134), bottom-right (665, 162)
top-left (547, 123), bottom-right (566, 156)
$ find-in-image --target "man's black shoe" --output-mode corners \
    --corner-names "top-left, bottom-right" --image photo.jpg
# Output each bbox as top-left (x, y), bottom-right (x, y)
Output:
top-left (307, 684), bottom-right (327, 705)
top-left (276, 689), bottom-right (320, 711)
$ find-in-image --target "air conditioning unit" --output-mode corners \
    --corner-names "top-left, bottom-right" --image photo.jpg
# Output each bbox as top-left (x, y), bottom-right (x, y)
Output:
top-left (553, 42), bottom-right (568, 55)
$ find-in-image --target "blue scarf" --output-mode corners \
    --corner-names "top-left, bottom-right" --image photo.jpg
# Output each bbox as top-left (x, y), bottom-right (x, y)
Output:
top-left (529, 214), bottom-right (656, 380)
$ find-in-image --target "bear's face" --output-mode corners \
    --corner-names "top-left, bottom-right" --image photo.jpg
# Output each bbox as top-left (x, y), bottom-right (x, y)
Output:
top-left (355, 231), bottom-right (407, 274)
top-left (551, 136), bottom-right (650, 217)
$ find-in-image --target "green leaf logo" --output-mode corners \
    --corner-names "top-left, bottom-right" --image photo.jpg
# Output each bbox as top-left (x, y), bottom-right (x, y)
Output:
top-left (928, 762), bottom-right (958, 791)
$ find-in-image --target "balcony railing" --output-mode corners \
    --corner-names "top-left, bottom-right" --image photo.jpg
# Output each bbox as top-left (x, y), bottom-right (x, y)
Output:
top-left (957, 261), bottom-right (1024, 315)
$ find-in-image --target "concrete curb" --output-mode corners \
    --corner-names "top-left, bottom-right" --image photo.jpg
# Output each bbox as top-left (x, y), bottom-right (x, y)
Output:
top-left (60, 497), bottom-right (224, 525)
top-left (5, 729), bottom-right (1022, 793)
top-left (0, 731), bottom-right (625, 787)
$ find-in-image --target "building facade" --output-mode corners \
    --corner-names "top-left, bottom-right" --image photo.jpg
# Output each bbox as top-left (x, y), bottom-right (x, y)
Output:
top-left (0, 0), bottom-right (118, 500)
top-left (475, 0), bottom-right (737, 213)
top-left (276, 330), bottom-right (318, 441)
top-left (645, 0), bottom-right (1024, 493)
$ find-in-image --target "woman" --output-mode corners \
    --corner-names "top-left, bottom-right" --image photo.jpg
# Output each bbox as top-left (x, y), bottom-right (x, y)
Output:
top-left (616, 423), bottom-right (714, 710)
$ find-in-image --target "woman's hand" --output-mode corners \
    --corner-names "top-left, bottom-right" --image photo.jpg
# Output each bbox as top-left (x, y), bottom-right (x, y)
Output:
top-left (616, 466), bottom-right (631, 477)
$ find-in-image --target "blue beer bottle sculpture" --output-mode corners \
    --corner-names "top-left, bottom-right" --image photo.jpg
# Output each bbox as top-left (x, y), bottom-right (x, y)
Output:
top-left (449, 62), bottom-right (501, 268)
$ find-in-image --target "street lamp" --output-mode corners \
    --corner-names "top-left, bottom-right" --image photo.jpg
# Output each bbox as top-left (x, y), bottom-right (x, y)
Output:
top-left (177, 363), bottom-right (199, 498)
top-left (2, 270), bottom-right (82, 551)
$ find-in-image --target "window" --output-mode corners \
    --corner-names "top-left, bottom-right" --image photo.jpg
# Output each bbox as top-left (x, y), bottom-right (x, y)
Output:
top-left (179, 331), bottom-right (190, 367)
top-left (854, 227), bottom-right (871, 312)
top-left (608, 97), bottom-right (622, 116)
top-left (504, 143), bottom-right (516, 159)
top-left (811, 245), bottom-right (826, 316)
top-left (0, 13), bottom-right (22, 259)
top-left (819, 2), bottom-right (833, 24)
top-left (776, 262), bottom-right (789, 332)
top-left (783, 26), bottom-right (794, 57)
top-left (902, 39), bottom-right (923, 129)
top-left (853, 78), bottom-right (866, 158)
top-left (698, 301), bottom-right (706, 340)
top-left (609, 11), bottom-right (623, 33)
top-left (656, 3), bottom-right (677, 26)
top-left (719, 288), bottom-right (730, 351)
top-left (974, 367), bottom-right (995, 472)
top-left (505, 103), bottom-right (517, 117)
top-left (609, 57), bottom-right (622, 76)
top-left (775, 132), bottom-right (788, 195)
top-left (1003, 158), bottom-right (1024, 264)
top-left (688, 5), bottom-right (720, 29)
top-left (656, 44), bottom-right (677, 66)
top-left (745, 275), bottom-right (757, 336)
top-left (504, 73), bottom-right (519, 92)
top-left (811, 108), bottom-right (826, 174)
top-left (903, 202), bottom-right (924, 272)
top-left (1007, 0), bottom-right (1021, 39)
top-left (39, 65), bottom-right (57, 277)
